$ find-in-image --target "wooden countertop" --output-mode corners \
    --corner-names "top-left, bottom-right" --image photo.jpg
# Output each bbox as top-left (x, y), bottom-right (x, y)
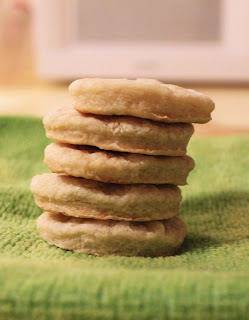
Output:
top-left (0, 83), bottom-right (248, 136)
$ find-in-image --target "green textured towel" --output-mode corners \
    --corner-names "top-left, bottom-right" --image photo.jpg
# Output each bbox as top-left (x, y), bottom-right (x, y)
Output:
top-left (0, 116), bottom-right (249, 320)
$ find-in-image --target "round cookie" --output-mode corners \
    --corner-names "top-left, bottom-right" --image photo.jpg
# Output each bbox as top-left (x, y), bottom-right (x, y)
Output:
top-left (43, 107), bottom-right (194, 156)
top-left (31, 173), bottom-right (182, 221)
top-left (69, 78), bottom-right (215, 124)
top-left (44, 143), bottom-right (195, 185)
top-left (37, 212), bottom-right (187, 257)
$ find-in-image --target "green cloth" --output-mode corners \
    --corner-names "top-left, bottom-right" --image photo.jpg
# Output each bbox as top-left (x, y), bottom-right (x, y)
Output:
top-left (0, 116), bottom-right (248, 320)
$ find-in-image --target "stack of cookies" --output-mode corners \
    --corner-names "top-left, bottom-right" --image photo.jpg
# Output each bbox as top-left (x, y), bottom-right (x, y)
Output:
top-left (31, 79), bottom-right (214, 257)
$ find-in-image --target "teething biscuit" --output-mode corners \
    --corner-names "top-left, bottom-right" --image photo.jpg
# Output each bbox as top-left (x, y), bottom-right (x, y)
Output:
top-left (70, 78), bottom-right (215, 123)
top-left (37, 212), bottom-right (187, 257)
top-left (31, 173), bottom-right (182, 221)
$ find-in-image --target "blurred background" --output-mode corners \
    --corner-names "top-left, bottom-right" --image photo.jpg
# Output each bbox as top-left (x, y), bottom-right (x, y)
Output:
top-left (0, 0), bottom-right (248, 135)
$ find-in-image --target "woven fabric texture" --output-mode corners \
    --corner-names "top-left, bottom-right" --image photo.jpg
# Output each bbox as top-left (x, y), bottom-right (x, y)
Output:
top-left (0, 116), bottom-right (249, 320)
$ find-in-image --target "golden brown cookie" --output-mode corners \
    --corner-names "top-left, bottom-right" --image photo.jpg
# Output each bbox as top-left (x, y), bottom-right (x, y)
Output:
top-left (31, 173), bottom-right (182, 221)
top-left (43, 107), bottom-right (194, 156)
top-left (44, 143), bottom-right (195, 185)
top-left (70, 78), bottom-right (215, 123)
top-left (37, 211), bottom-right (187, 257)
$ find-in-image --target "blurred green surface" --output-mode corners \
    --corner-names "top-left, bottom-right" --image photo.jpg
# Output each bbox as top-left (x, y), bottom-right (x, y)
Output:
top-left (0, 116), bottom-right (249, 320)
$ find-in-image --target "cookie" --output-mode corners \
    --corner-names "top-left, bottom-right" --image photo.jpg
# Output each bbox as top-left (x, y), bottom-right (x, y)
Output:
top-left (37, 212), bottom-right (187, 257)
top-left (31, 173), bottom-right (182, 221)
top-left (43, 107), bottom-right (194, 156)
top-left (69, 78), bottom-right (215, 123)
top-left (44, 143), bottom-right (195, 185)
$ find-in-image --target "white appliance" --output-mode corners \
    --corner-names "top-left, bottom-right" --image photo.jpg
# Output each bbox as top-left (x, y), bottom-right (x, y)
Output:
top-left (32, 0), bottom-right (249, 82)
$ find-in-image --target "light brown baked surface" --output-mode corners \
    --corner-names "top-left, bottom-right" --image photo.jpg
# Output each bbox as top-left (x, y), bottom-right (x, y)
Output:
top-left (43, 107), bottom-right (194, 156)
top-left (37, 211), bottom-right (187, 256)
top-left (44, 143), bottom-right (195, 185)
top-left (70, 78), bottom-right (215, 123)
top-left (31, 173), bottom-right (182, 221)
